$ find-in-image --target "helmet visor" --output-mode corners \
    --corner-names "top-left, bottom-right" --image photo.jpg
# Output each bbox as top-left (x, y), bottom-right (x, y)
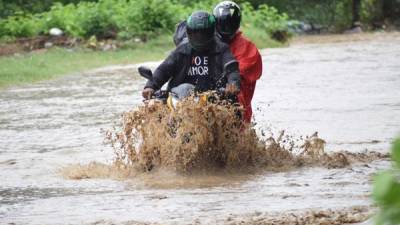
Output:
top-left (187, 27), bottom-right (215, 51)
top-left (216, 15), bottom-right (237, 36)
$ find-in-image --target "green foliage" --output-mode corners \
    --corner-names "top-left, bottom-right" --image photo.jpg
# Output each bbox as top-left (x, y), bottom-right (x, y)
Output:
top-left (1, 0), bottom-right (399, 37)
top-left (0, 0), bottom-right (98, 19)
top-left (0, 18), bottom-right (6, 38)
top-left (373, 138), bottom-right (400, 225)
top-left (182, 0), bottom-right (219, 12)
top-left (41, 3), bottom-right (83, 37)
top-left (250, 0), bottom-right (352, 32)
top-left (362, 0), bottom-right (399, 23)
top-left (361, 0), bottom-right (383, 24)
top-left (0, 0), bottom-right (291, 43)
top-left (241, 3), bottom-right (289, 34)
top-left (245, 0), bottom-right (400, 31)
top-left (0, 0), bottom-right (192, 39)
top-left (2, 14), bottom-right (43, 37)
top-left (40, 1), bottom-right (121, 38)
top-left (394, 139), bottom-right (400, 168)
top-left (73, 1), bottom-right (115, 38)
top-left (113, 0), bottom-right (185, 40)
top-left (333, 0), bottom-right (353, 31)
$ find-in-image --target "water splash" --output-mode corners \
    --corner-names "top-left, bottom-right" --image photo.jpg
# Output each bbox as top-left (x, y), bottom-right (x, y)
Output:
top-left (61, 96), bottom-right (388, 180)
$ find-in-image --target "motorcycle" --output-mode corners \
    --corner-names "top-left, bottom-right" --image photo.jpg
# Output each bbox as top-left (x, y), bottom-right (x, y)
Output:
top-left (138, 60), bottom-right (239, 111)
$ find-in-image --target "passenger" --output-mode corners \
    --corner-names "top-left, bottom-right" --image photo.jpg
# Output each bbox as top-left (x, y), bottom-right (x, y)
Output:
top-left (213, 1), bottom-right (263, 123)
top-left (142, 11), bottom-right (240, 100)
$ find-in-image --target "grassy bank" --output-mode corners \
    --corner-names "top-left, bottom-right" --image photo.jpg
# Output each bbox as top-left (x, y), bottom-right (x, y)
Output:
top-left (0, 31), bottom-right (280, 88)
top-left (0, 35), bottom-right (174, 88)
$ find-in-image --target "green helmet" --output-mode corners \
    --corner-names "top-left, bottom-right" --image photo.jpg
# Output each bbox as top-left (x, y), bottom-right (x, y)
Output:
top-left (186, 11), bottom-right (216, 52)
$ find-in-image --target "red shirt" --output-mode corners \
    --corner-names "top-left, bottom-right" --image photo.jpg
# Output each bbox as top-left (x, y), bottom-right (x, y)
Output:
top-left (230, 32), bottom-right (263, 122)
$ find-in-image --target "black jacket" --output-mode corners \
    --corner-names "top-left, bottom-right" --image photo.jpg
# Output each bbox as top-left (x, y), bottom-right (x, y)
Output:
top-left (145, 38), bottom-right (240, 92)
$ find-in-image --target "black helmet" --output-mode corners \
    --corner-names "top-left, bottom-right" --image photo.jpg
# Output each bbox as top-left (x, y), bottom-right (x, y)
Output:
top-left (213, 1), bottom-right (241, 42)
top-left (186, 11), bottom-right (216, 52)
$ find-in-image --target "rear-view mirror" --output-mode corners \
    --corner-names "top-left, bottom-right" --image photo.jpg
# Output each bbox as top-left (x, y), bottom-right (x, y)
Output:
top-left (138, 66), bottom-right (153, 81)
top-left (223, 60), bottom-right (239, 74)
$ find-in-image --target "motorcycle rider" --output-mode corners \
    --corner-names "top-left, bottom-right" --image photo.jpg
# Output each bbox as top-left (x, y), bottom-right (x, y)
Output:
top-left (213, 1), bottom-right (263, 123)
top-left (142, 11), bottom-right (240, 100)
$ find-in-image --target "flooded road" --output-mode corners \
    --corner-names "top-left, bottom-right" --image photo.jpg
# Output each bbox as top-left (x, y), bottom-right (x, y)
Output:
top-left (1, 33), bottom-right (400, 224)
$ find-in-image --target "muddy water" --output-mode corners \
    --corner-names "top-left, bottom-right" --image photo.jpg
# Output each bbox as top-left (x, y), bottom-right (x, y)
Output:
top-left (1, 33), bottom-right (400, 224)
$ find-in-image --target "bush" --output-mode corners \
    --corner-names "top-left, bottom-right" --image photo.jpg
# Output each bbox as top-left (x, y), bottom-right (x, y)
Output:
top-left (0, 18), bottom-right (6, 37)
top-left (242, 3), bottom-right (289, 33)
top-left (244, 0), bottom-right (400, 31)
top-left (1, 13), bottom-right (43, 37)
top-left (114, 0), bottom-right (185, 40)
top-left (361, 0), bottom-right (383, 24)
top-left (0, 0), bottom-right (98, 19)
top-left (333, 0), bottom-right (353, 31)
top-left (0, 0), bottom-right (291, 44)
top-left (2, 0), bottom-right (398, 37)
top-left (41, 3), bottom-right (83, 37)
top-left (41, 1), bottom-right (118, 38)
top-left (74, 1), bottom-right (115, 38)
top-left (373, 138), bottom-right (400, 225)
top-left (240, 2), bottom-right (290, 41)
top-left (244, 0), bottom-right (334, 29)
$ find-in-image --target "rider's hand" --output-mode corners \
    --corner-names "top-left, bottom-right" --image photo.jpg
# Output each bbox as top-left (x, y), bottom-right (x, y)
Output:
top-left (225, 83), bottom-right (239, 96)
top-left (142, 88), bottom-right (155, 100)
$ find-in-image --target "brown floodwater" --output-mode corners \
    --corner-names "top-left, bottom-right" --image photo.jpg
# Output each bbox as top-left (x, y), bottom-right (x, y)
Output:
top-left (1, 33), bottom-right (399, 224)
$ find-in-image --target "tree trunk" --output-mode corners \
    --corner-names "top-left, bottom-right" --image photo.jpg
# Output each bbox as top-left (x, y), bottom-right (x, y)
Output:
top-left (352, 0), bottom-right (361, 27)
